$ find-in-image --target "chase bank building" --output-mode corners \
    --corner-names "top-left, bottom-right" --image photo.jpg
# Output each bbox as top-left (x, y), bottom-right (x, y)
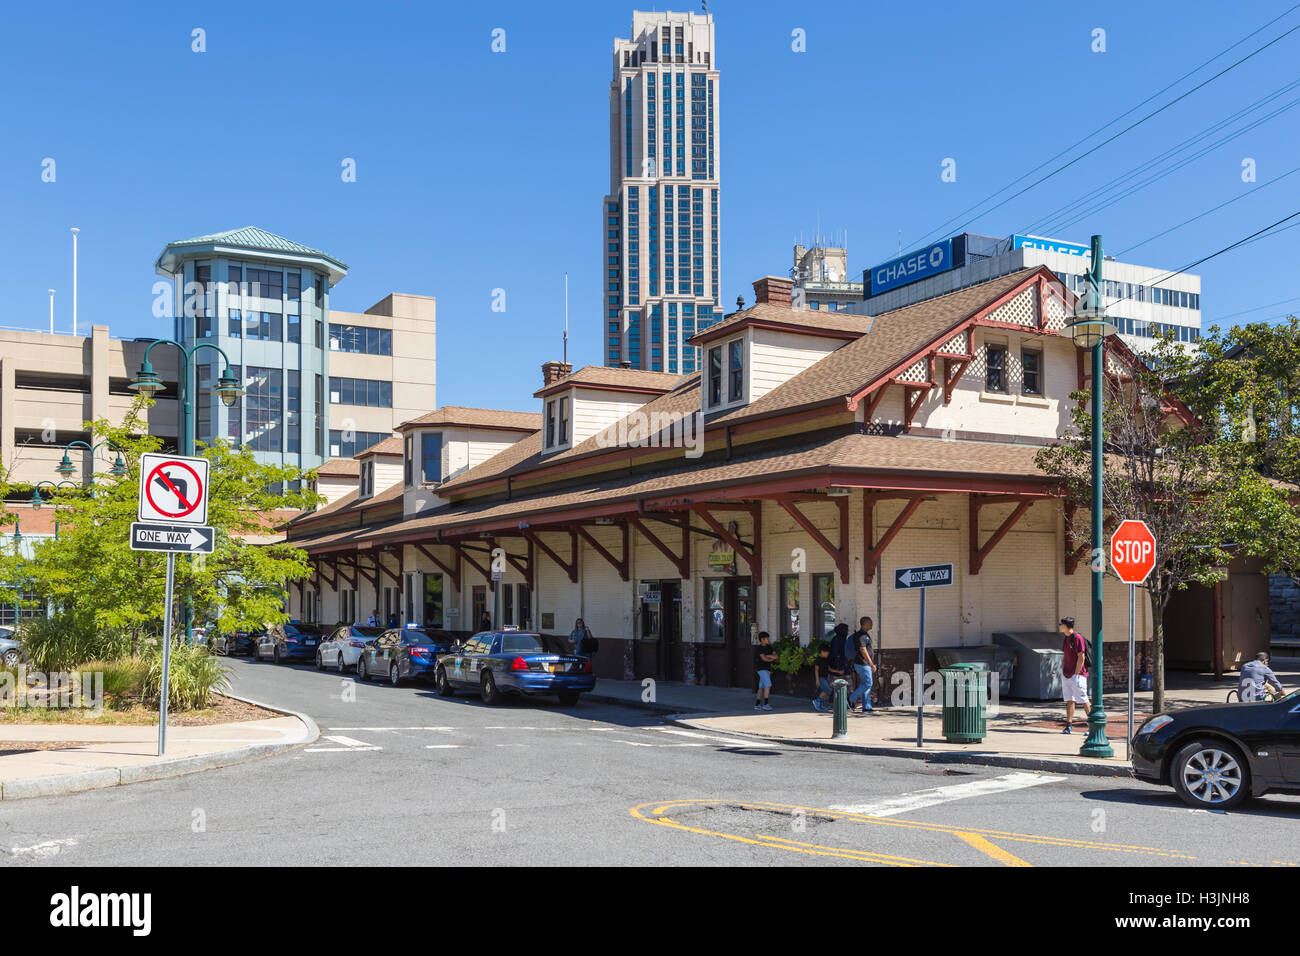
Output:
top-left (848, 232), bottom-right (1202, 355)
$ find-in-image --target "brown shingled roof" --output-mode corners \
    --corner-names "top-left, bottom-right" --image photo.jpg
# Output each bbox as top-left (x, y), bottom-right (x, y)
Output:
top-left (395, 406), bottom-right (543, 433)
top-left (533, 365), bottom-right (682, 399)
top-left (354, 436), bottom-right (403, 459)
top-left (317, 457), bottom-right (360, 477)
top-left (333, 433), bottom-right (1053, 547)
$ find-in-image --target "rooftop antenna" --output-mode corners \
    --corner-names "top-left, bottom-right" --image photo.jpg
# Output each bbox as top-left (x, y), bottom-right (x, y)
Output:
top-left (563, 272), bottom-right (568, 365)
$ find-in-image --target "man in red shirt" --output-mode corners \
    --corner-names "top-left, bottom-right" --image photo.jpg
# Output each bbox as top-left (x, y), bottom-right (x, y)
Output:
top-left (1058, 616), bottom-right (1090, 734)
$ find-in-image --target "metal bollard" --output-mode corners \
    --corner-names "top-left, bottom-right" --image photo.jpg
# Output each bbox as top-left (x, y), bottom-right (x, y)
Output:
top-left (832, 678), bottom-right (848, 739)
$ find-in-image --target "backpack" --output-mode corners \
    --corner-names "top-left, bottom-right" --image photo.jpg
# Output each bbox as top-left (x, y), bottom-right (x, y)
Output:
top-left (1081, 635), bottom-right (1093, 671)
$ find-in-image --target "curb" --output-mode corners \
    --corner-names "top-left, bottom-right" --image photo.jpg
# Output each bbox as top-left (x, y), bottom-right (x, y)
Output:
top-left (666, 716), bottom-right (1134, 778)
top-left (0, 692), bottom-right (319, 801)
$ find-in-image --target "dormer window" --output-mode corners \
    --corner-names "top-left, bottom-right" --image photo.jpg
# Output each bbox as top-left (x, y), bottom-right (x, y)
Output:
top-left (558, 397), bottom-right (570, 443)
top-left (708, 346), bottom-right (722, 406)
top-left (404, 435), bottom-right (414, 486)
top-left (729, 339), bottom-right (744, 402)
top-left (421, 432), bottom-right (443, 483)
top-left (360, 460), bottom-right (375, 499)
top-left (546, 400), bottom-right (557, 446)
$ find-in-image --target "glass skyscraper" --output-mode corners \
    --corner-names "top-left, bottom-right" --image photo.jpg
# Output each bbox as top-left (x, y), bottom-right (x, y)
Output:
top-left (604, 11), bottom-right (720, 373)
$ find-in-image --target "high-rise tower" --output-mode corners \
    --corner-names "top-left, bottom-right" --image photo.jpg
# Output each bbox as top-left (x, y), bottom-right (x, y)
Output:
top-left (604, 10), bottom-right (720, 372)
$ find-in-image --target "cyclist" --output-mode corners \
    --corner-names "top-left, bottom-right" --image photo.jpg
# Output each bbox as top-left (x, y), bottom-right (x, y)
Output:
top-left (1238, 651), bottom-right (1284, 702)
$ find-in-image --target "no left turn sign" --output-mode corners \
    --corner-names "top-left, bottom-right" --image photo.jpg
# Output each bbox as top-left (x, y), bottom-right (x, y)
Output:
top-left (138, 453), bottom-right (210, 525)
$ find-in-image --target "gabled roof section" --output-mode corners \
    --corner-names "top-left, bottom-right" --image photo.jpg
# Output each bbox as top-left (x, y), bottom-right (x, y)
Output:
top-left (317, 457), bottom-right (360, 478)
top-left (687, 301), bottom-right (872, 347)
top-left (395, 406), bottom-right (543, 434)
top-left (154, 226), bottom-right (348, 282)
top-left (354, 436), bottom-right (403, 459)
top-left (533, 365), bottom-right (682, 399)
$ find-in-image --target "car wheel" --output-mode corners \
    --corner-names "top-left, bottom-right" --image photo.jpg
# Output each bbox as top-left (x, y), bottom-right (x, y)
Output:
top-left (316, 651), bottom-right (325, 671)
top-left (357, 657), bottom-right (368, 682)
top-left (1172, 738), bottom-right (1250, 811)
top-left (336, 652), bottom-right (346, 674)
top-left (481, 670), bottom-right (501, 705)
top-left (273, 646), bottom-right (282, 665)
top-left (390, 663), bottom-right (401, 686)
top-left (557, 691), bottom-right (580, 707)
top-left (2, 648), bottom-right (18, 668)
top-left (436, 666), bottom-right (455, 697)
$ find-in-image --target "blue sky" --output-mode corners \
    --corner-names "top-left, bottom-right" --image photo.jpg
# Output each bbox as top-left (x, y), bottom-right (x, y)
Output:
top-left (2, 0), bottom-right (1298, 412)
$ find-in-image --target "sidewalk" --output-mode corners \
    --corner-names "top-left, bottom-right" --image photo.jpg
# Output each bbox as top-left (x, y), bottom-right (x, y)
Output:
top-left (588, 662), bottom-right (1299, 778)
top-left (0, 694), bottom-right (318, 800)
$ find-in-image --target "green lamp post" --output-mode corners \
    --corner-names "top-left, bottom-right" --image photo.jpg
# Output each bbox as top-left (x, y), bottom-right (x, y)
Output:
top-left (1066, 234), bottom-right (1117, 759)
top-left (58, 440), bottom-right (126, 482)
top-left (30, 480), bottom-right (79, 538)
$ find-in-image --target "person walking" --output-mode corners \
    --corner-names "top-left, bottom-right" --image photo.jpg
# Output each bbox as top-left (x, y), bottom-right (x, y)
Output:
top-left (848, 616), bottom-right (876, 713)
top-left (754, 631), bottom-right (777, 711)
top-left (569, 618), bottom-right (597, 658)
top-left (479, 610), bottom-right (492, 632)
top-left (1059, 617), bottom-right (1090, 734)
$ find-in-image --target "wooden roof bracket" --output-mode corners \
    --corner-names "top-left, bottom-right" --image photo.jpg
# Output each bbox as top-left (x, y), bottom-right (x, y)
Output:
top-left (863, 491), bottom-right (925, 584)
top-left (970, 494), bottom-right (1035, 574)
top-left (773, 493), bottom-right (848, 584)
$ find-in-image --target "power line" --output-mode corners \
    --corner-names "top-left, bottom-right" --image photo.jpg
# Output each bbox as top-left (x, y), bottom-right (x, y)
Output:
top-left (1117, 162), bottom-right (1300, 256)
top-left (1107, 209), bottom-right (1300, 312)
top-left (1029, 85), bottom-right (1300, 236)
top-left (907, 6), bottom-right (1300, 248)
top-left (1204, 293), bottom-right (1300, 324)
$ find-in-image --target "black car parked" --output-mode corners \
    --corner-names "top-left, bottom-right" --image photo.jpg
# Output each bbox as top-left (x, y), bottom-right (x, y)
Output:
top-left (254, 623), bottom-right (326, 664)
top-left (1132, 689), bottom-right (1300, 809)
top-left (356, 627), bottom-right (458, 685)
top-left (212, 629), bottom-right (262, 656)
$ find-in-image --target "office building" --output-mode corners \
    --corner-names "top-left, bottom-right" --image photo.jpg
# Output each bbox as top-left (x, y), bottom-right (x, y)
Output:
top-left (603, 10), bottom-right (721, 372)
top-left (850, 232), bottom-right (1201, 354)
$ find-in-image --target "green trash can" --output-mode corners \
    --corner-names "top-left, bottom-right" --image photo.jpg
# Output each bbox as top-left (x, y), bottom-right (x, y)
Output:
top-left (940, 663), bottom-right (988, 743)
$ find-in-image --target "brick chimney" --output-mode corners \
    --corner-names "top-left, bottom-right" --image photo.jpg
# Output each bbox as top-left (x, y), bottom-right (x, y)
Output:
top-left (542, 360), bottom-right (572, 386)
top-left (752, 275), bottom-right (794, 307)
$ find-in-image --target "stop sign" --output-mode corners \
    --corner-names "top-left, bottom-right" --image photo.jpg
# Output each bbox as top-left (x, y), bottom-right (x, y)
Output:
top-left (1110, 519), bottom-right (1156, 584)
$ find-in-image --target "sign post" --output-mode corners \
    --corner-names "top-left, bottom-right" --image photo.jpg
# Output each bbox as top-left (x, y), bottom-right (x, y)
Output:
top-left (894, 564), bottom-right (954, 748)
top-left (1110, 520), bottom-right (1156, 760)
top-left (132, 453), bottom-right (212, 756)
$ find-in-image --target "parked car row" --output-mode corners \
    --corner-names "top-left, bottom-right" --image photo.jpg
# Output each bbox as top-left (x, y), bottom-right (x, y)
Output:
top-left (214, 623), bottom-right (595, 706)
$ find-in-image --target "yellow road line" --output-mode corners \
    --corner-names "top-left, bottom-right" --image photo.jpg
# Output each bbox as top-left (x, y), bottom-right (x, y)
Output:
top-left (629, 799), bottom-right (1196, 862)
top-left (954, 831), bottom-right (1032, 867)
top-left (761, 835), bottom-right (954, 867)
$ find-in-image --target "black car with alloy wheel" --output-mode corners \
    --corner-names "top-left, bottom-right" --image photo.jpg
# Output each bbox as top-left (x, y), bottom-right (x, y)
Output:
top-left (212, 628), bottom-right (262, 656)
top-left (1131, 689), bottom-right (1300, 810)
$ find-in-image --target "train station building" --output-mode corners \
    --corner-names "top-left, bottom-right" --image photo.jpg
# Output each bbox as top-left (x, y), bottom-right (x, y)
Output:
top-left (284, 268), bottom-right (1272, 691)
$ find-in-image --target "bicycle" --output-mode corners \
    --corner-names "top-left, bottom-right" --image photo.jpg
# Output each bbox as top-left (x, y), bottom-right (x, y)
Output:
top-left (1225, 686), bottom-right (1280, 703)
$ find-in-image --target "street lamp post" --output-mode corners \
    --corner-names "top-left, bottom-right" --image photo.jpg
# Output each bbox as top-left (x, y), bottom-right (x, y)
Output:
top-left (56, 440), bottom-right (127, 483)
top-left (1067, 234), bottom-right (1116, 759)
top-left (30, 480), bottom-right (80, 538)
top-left (130, 340), bottom-right (243, 643)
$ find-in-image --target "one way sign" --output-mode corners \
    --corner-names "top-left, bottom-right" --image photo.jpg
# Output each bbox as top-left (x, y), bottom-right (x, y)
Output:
top-left (893, 563), bottom-right (954, 590)
top-left (130, 522), bottom-right (215, 554)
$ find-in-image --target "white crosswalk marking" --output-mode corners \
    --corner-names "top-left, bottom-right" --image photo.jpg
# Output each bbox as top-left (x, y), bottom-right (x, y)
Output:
top-left (306, 734), bottom-right (383, 753)
top-left (425, 744), bottom-right (462, 749)
top-left (828, 772), bottom-right (1067, 817)
top-left (655, 727), bottom-right (778, 748)
top-left (609, 738), bottom-right (705, 747)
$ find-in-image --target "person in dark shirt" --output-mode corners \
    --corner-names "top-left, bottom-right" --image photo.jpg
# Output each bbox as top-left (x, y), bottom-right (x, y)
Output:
top-left (848, 616), bottom-right (877, 713)
top-left (811, 644), bottom-right (837, 712)
top-left (754, 631), bottom-right (777, 711)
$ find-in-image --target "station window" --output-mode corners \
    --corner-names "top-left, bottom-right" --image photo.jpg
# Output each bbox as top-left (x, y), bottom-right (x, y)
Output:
top-left (985, 345), bottom-right (1007, 393)
top-left (1021, 349), bottom-right (1042, 396)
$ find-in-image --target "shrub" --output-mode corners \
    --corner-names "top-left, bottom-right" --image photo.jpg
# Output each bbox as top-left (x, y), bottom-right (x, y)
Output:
top-left (86, 657), bottom-right (149, 701)
top-left (18, 613), bottom-right (132, 671)
top-left (142, 642), bottom-right (231, 711)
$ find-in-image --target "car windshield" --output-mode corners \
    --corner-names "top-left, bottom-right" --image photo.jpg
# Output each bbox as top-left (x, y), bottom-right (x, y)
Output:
top-left (402, 631), bottom-right (437, 645)
top-left (286, 624), bottom-right (323, 637)
top-left (351, 627), bottom-right (385, 637)
top-left (500, 633), bottom-right (567, 655)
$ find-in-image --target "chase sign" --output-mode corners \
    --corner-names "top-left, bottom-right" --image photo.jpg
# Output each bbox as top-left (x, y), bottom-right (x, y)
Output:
top-left (868, 239), bottom-right (953, 295)
top-left (1012, 234), bottom-right (1091, 259)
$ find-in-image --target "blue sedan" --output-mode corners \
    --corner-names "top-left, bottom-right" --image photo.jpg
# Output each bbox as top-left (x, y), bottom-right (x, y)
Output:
top-left (435, 629), bottom-right (594, 706)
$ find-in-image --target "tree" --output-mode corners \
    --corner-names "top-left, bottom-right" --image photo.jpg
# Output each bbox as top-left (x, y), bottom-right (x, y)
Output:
top-left (2, 399), bottom-right (321, 648)
top-left (1037, 330), bottom-right (1300, 713)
